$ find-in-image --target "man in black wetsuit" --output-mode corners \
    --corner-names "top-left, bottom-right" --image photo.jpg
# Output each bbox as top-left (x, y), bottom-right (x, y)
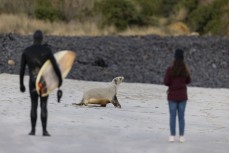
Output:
top-left (20, 30), bottom-right (62, 136)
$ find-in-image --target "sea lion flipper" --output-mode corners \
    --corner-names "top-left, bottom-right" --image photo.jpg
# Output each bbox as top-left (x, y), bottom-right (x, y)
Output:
top-left (111, 95), bottom-right (121, 108)
top-left (101, 104), bottom-right (107, 107)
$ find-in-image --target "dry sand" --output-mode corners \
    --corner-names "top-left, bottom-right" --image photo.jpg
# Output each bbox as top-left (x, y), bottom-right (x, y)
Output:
top-left (0, 74), bottom-right (228, 153)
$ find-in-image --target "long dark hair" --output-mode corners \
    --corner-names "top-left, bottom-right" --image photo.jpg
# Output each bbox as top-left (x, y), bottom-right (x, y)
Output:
top-left (171, 59), bottom-right (190, 77)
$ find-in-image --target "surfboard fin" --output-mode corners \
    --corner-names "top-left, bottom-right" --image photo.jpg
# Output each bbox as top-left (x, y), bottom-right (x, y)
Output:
top-left (57, 89), bottom-right (63, 103)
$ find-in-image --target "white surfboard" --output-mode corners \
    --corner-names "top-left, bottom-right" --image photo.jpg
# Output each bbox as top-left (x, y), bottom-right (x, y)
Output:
top-left (36, 50), bottom-right (76, 97)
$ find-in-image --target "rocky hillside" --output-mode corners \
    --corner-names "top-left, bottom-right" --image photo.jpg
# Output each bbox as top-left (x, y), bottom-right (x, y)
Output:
top-left (0, 33), bottom-right (228, 88)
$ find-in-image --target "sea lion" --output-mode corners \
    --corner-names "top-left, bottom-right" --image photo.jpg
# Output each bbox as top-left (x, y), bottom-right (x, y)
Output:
top-left (73, 76), bottom-right (124, 108)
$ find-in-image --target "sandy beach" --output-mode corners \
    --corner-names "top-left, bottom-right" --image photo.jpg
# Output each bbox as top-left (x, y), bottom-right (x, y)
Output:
top-left (0, 73), bottom-right (229, 153)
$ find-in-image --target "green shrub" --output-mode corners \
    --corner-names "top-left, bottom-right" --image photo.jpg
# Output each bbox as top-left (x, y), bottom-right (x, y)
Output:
top-left (188, 5), bottom-right (213, 33)
top-left (204, 0), bottom-right (229, 35)
top-left (134, 0), bottom-right (179, 17)
top-left (172, 0), bottom-right (198, 20)
top-left (175, 0), bottom-right (198, 13)
top-left (161, 0), bottom-right (180, 17)
top-left (188, 0), bottom-right (229, 35)
top-left (0, 0), bottom-right (38, 15)
top-left (34, 0), bottom-right (62, 22)
top-left (134, 0), bottom-right (163, 17)
top-left (204, 10), bottom-right (229, 35)
top-left (94, 0), bottom-right (144, 31)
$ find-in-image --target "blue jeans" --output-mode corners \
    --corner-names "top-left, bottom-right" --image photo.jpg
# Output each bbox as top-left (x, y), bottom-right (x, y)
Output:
top-left (168, 101), bottom-right (187, 136)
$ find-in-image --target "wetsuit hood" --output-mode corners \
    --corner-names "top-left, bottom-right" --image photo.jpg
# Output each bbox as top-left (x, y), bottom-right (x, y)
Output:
top-left (33, 30), bottom-right (43, 44)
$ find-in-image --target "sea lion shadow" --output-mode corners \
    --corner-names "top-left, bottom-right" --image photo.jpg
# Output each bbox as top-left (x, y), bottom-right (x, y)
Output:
top-left (87, 105), bottom-right (105, 108)
top-left (72, 104), bottom-right (105, 108)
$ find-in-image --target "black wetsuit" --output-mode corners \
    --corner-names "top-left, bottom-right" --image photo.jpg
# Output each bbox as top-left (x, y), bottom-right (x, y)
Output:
top-left (20, 42), bottom-right (62, 136)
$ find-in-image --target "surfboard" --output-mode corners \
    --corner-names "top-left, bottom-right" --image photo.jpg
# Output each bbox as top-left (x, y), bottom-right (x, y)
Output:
top-left (36, 50), bottom-right (76, 97)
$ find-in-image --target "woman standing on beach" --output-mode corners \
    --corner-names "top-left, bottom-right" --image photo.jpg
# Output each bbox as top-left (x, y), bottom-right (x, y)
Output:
top-left (163, 49), bottom-right (191, 143)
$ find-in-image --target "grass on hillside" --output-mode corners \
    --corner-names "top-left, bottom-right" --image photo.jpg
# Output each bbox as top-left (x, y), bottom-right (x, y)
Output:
top-left (0, 14), bottom-right (192, 36)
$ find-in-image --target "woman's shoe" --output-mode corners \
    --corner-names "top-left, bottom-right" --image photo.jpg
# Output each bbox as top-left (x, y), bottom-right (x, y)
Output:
top-left (169, 136), bottom-right (175, 142)
top-left (179, 136), bottom-right (185, 143)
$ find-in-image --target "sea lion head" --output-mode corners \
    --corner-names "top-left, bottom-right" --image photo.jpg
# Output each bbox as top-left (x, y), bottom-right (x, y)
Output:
top-left (112, 76), bottom-right (124, 86)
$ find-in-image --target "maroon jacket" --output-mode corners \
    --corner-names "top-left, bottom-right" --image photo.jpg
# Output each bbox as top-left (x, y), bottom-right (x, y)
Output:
top-left (163, 67), bottom-right (191, 101)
